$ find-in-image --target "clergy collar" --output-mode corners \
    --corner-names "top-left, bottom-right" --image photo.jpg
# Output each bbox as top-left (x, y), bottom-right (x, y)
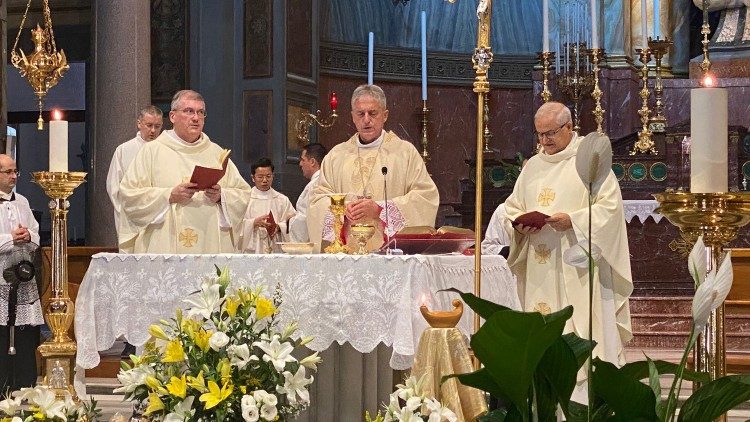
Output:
top-left (135, 132), bottom-right (148, 144)
top-left (538, 133), bottom-right (582, 164)
top-left (166, 129), bottom-right (205, 147)
top-left (0, 192), bottom-right (16, 202)
top-left (310, 169), bottom-right (320, 180)
top-left (356, 130), bottom-right (385, 149)
top-left (250, 186), bottom-right (280, 199)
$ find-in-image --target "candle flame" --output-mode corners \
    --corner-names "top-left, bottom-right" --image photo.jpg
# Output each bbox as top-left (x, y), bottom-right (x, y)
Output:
top-left (702, 73), bottom-right (715, 88)
top-left (421, 294), bottom-right (427, 306)
top-left (52, 109), bottom-right (63, 120)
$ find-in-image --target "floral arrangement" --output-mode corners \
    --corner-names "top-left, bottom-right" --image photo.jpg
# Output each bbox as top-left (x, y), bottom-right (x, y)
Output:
top-left (114, 267), bottom-right (320, 422)
top-left (364, 375), bottom-right (457, 422)
top-left (0, 385), bottom-right (101, 421)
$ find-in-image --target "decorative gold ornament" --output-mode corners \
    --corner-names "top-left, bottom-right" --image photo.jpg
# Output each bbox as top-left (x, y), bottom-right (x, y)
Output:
top-left (178, 228), bottom-right (198, 248)
top-left (648, 38), bottom-right (673, 134)
top-left (654, 191), bottom-right (750, 392)
top-left (533, 302), bottom-right (552, 315)
top-left (420, 100), bottom-right (431, 162)
top-left (324, 194), bottom-right (349, 254)
top-left (539, 51), bottom-right (554, 103)
top-left (537, 188), bottom-right (555, 207)
top-left (699, 0), bottom-right (712, 77)
top-left (631, 48), bottom-right (657, 155)
top-left (296, 93), bottom-right (338, 145)
top-left (588, 48), bottom-right (606, 135)
top-left (420, 299), bottom-right (464, 328)
top-left (534, 244), bottom-right (551, 264)
top-left (557, 42), bottom-right (594, 133)
top-left (32, 171), bottom-right (86, 399)
top-left (10, 0), bottom-right (70, 130)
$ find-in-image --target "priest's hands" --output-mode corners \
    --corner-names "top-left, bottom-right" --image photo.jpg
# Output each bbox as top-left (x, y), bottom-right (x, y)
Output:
top-left (254, 214), bottom-right (279, 236)
top-left (205, 184), bottom-right (221, 203)
top-left (12, 224), bottom-right (31, 244)
top-left (545, 213), bottom-right (572, 231)
top-left (345, 199), bottom-right (381, 222)
top-left (170, 182), bottom-right (198, 204)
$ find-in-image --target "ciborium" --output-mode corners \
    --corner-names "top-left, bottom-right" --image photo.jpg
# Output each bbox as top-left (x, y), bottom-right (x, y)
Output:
top-left (32, 171), bottom-right (86, 398)
top-left (324, 194), bottom-right (349, 254)
top-left (350, 223), bottom-right (375, 255)
top-left (653, 191), bottom-right (750, 386)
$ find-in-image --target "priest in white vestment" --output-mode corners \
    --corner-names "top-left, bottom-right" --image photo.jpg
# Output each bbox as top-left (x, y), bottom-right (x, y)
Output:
top-left (238, 158), bottom-right (296, 253)
top-left (308, 84), bottom-right (439, 252)
top-left (503, 102), bottom-right (632, 402)
top-left (106, 105), bottom-right (163, 243)
top-left (289, 143), bottom-right (327, 243)
top-left (118, 90), bottom-right (252, 253)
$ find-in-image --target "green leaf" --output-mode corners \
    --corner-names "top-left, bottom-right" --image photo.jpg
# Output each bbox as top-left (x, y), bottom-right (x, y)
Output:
top-left (478, 409), bottom-right (509, 422)
top-left (443, 368), bottom-right (507, 400)
top-left (535, 333), bottom-right (593, 417)
top-left (646, 358), bottom-right (665, 420)
top-left (618, 360), bottom-right (710, 384)
top-left (677, 374), bottom-right (750, 422)
top-left (441, 288), bottom-right (511, 320)
top-left (562, 332), bottom-right (596, 370)
top-left (592, 359), bottom-right (658, 421)
top-left (566, 401), bottom-right (614, 422)
top-left (471, 306), bottom-right (573, 420)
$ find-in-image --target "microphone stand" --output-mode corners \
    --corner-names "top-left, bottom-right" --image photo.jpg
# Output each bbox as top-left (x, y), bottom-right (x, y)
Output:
top-left (381, 166), bottom-right (390, 255)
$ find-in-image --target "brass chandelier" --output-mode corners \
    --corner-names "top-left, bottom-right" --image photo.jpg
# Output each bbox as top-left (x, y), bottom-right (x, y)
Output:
top-left (11, 0), bottom-right (69, 130)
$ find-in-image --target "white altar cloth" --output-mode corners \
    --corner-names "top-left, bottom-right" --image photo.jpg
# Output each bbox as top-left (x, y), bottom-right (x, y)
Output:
top-left (74, 253), bottom-right (519, 375)
top-left (623, 199), bottom-right (663, 223)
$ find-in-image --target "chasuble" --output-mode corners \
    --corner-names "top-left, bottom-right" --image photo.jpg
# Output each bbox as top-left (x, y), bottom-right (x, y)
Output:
top-left (504, 134), bottom-right (633, 367)
top-left (118, 131), bottom-right (251, 253)
top-left (308, 131), bottom-right (439, 253)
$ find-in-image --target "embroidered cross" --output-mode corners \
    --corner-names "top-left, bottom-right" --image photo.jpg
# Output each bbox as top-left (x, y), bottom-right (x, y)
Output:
top-left (537, 188), bottom-right (555, 207)
top-left (533, 302), bottom-right (552, 315)
top-left (534, 244), bottom-right (551, 264)
top-left (179, 228), bottom-right (198, 248)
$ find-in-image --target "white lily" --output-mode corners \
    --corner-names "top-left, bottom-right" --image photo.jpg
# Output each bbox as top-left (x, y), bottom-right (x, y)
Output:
top-left (300, 352), bottom-right (322, 371)
top-left (209, 331), bottom-right (230, 351)
top-left (425, 397), bottom-right (458, 422)
top-left (688, 236), bottom-right (708, 286)
top-left (574, 132), bottom-right (613, 195)
top-left (394, 406), bottom-right (423, 422)
top-left (396, 375), bottom-right (426, 401)
top-left (0, 396), bottom-right (22, 414)
top-left (184, 278), bottom-right (222, 320)
top-left (113, 364), bottom-right (156, 393)
top-left (277, 366), bottom-right (313, 405)
top-left (33, 387), bottom-right (67, 420)
top-left (227, 344), bottom-right (258, 370)
top-left (692, 249), bottom-right (733, 335)
top-left (241, 394), bottom-right (260, 422)
top-left (404, 396), bottom-right (423, 412)
top-left (563, 240), bottom-right (602, 268)
top-left (163, 396), bottom-right (196, 422)
top-left (253, 335), bottom-right (297, 372)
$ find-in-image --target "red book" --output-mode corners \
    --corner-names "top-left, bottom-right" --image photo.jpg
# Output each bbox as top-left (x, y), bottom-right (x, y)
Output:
top-left (189, 149), bottom-right (231, 190)
top-left (512, 211), bottom-right (549, 230)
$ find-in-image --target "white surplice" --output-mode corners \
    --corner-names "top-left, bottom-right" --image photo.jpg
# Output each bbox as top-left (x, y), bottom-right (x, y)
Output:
top-left (238, 187), bottom-right (296, 253)
top-left (288, 170), bottom-right (320, 243)
top-left (106, 133), bottom-right (147, 239)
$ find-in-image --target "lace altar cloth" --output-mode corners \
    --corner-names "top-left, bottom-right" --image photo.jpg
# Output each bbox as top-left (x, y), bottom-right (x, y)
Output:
top-left (74, 253), bottom-right (520, 372)
top-left (623, 200), bottom-right (663, 223)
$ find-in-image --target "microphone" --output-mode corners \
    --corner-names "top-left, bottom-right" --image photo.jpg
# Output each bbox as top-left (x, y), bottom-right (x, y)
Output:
top-left (381, 166), bottom-right (390, 254)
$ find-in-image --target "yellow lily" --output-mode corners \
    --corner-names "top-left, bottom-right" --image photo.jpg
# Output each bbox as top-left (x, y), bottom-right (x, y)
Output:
top-left (199, 380), bottom-right (234, 410)
top-left (255, 297), bottom-right (276, 319)
top-left (162, 339), bottom-right (186, 363)
top-left (145, 375), bottom-right (167, 394)
top-left (166, 374), bottom-right (188, 399)
top-left (148, 324), bottom-right (170, 341)
top-left (218, 358), bottom-right (232, 383)
top-left (187, 371), bottom-right (208, 393)
top-left (144, 392), bottom-right (165, 415)
top-left (194, 329), bottom-right (212, 353)
top-left (225, 296), bottom-right (240, 318)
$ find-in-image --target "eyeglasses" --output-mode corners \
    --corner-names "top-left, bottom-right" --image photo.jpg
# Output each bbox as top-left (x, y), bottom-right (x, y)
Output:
top-left (175, 108), bottom-right (207, 118)
top-left (0, 169), bottom-right (19, 176)
top-left (535, 123), bottom-right (567, 140)
top-left (254, 175), bottom-right (273, 180)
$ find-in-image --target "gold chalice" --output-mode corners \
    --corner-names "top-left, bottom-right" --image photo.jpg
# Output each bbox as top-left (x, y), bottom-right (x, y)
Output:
top-left (324, 194), bottom-right (349, 254)
top-left (350, 223), bottom-right (376, 255)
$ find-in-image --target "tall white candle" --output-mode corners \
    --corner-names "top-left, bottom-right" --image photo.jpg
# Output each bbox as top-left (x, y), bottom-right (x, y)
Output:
top-left (49, 110), bottom-right (68, 172)
top-left (590, 0), bottom-right (598, 49)
top-left (690, 88), bottom-right (728, 193)
top-left (421, 11), bottom-right (428, 101)
top-left (368, 32), bottom-right (374, 85)
top-left (654, 0), bottom-right (660, 39)
top-left (641, 0), bottom-right (648, 47)
top-left (543, 0), bottom-right (549, 52)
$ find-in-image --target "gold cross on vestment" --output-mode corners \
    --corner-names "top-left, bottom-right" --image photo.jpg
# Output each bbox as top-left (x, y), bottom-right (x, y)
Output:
top-left (179, 228), bottom-right (198, 248)
top-left (533, 302), bottom-right (552, 315)
top-left (537, 188), bottom-right (555, 207)
top-left (534, 244), bottom-right (551, 264)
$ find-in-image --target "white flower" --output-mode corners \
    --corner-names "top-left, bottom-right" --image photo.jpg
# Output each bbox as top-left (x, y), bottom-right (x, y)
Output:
top-left (425, 397), bottom-right (458, 422)
top-left (692, 250), bottom-right (733, 335)
top-left (563, 240), bottom-right (602, 268)
top-left (260, 403), bottom-right (278, 420)
top-left (228, 344), bottom-right (258, 370)
top-left (62, 393), bottom-right (79, 416)
top-left (163, 396), bottom-right (196, 422)
top-left (113, 364), bottom-right (156, 393)
top-left (209, 331), bottom-right (230, 351)
top-left (10, 417), bottom-right (22, 422)
top-left (300, 352), bottom-right (321, 371)
top-left (688, 236), bottom-right (708, 286)
top-left (396, 375), bottom-right (426, 401)
top-left (241, 395), bottom-right (260, 422)
top-left (0, 396), bottom-right (22, 414)
top-left (33, 387), bottom-right (67, 420)
top-left (394, 406), bottom-right (423, 422)
top-left (252, 389), bottom-right (278, 407)
top-left (281, 321), bottom-right (298, 339)
top-left (184, 278), bottom-right (222, 320)
top-left (277, 366), bottom-right (313, 405)
top-left (575, 132), bottom-right (612, 194)
top-left (404, 396), bottom-right (423, 412)
top-left (253, 335), bottom-right (297, 372)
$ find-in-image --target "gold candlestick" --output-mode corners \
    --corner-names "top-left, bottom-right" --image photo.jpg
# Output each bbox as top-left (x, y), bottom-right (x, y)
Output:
top-left (699, 0), bottom-right (712, 76)
top-left (296, 109), bottom-right (338, 146)
top-left (557, 42), bottom-right (594, 133)
top-left (324, 194), bottom-right (349, 254)
top-left (654, 192), bottom-right (750, 393)
top-left (420, 101), bottom-right (430, 163)
top-left (588, 48), bottom-right (605, 135)
top-left (648, 38), bottom-right (673, 134)
top-left (32, 171), bottom-right (86, 399)
top-left (539, 51), bottom-right (554, 103)
top-left (631, 48), bottom-right (656, 155)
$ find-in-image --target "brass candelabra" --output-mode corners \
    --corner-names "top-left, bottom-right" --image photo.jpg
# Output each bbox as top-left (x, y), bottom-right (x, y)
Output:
top-left (653, 192), bottom-right (750, 400)
top-left (648, 38), bottom-right (673, 134)
top-left (296, 92), bottom-right (339, 145)
top-left (32, 171), bottom-right (86, 399)
top-left (699, 0), bottom-right (712, 76)
top-left (588, 48), bottom-right (605, 135)
top-left (420, 101), bottom-right (430, 163)
top-left (538, 51), bottom-right (554, 103)
top-left (631, 48), bottom-right (657, 155)
top-left (324, 194), bottom-right (349, 254)
top-left (557, 42), bottom-right (594, 133)
top-left (10, 0), bottom-right (69, 130)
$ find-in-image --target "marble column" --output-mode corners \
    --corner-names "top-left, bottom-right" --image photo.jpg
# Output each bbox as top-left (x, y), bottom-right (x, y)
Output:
top-left (0, 0), bottom-right (7, 149)
top-left (87, 0), bottom-right (150, 246)
top-left (603, 0), bottom-right (633, 68)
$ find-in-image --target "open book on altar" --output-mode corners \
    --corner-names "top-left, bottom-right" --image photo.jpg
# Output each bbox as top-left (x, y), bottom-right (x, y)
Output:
top-left (189, 149), bottom-right (231, 190)
top-left (385, 226), bottom-right (475, 254)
